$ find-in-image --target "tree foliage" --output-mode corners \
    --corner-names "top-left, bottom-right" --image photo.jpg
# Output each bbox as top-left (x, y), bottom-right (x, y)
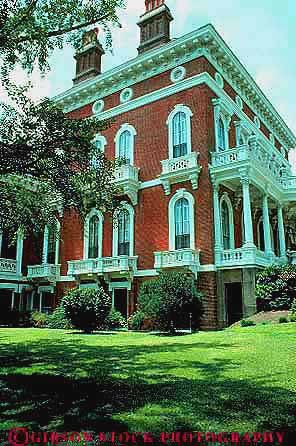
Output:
top-left (0, 0), bottom-right (125, 82)
top-left (137, 272), bottom-right (203, 332)
top-left (256, 264), bottom-right (296, 311)
top-left (0, 90), bottom-right (121, 239)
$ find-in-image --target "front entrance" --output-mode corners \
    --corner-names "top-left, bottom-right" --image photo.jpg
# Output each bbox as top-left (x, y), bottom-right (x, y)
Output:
top-left (0, 289), bottom-right (12, 312)
top-left (225, 283), bottom-right (243, 326)
top-left (113, 288), bottom-right (128, 319)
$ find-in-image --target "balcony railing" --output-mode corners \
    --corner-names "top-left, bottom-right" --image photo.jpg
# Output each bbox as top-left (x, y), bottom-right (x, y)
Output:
top-left (27, 264), bottom-right (61, 280)
top-left (210, 144), bottom-right (296, 193)
top-left (217, 247), bottom-right (282, 268)
top-left (0, 258), bottom-right (17, 274)
top-left (160, 152), bottom-right (202, 195)
top-left (113, 164), bottom-right (140, 205)
top-left (68, 256), bottom-right (138, 276)
top-left (154, 249), bottom-right (200, 275)
top-left (114, 164), bottom-right (139, 183)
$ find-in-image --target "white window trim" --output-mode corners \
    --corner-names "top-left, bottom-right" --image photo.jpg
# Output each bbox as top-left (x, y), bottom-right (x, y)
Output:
top-left (212, 98), bottom-right (233, 152)
top-left (220, 193), bottom-right (235, 250)
top-left (168, 189), bottom-right (195, 251)
top-left (112, 202), bottom-right (135, 257)
top-left (166, 104), bottom-right (193, 159)
top-left (114, 123), bottom-right (137, 166)
top-left (84, 209), bottom-right (104, 260)
top-left (93, 133), bottom-right (107, 153)
top-left (43, 220), bottom-right (61, 265)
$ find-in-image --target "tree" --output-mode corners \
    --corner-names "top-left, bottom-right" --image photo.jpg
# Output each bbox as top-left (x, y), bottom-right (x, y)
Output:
top-left (0, 90), bottom-right (122, 239)
top-left (0, 0), bottom-right (125, 82)
top-left (137, 272), bottom-right (203, 333)
top-left (0, 0), bottom-right (126, 240)
top-left (256, 264), bottom-right (296, 311)
top-left (62, 287), bottom-right (112, 333)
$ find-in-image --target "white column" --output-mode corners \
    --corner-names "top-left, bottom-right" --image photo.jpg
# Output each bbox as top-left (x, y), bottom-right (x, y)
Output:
top-left (16, 233), bottom-right (24, 276)
top-left (0, 232), bottom-right (2, 257)
top-left (39, 292), bottom-right (43, 312)
top-left (277, 205), bottom-right (287, 258)
top-left (240, 174), bottom-right (255, 247)
top-left (262, 194), bottom-right (273, 255)
top-left (213, 182), bottom-right (222, 252)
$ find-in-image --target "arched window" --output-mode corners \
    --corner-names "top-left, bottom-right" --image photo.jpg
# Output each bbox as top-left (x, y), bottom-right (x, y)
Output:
top-left (118, 209), bottom-right (130, 256)
top-left (84, 210), bottom-right (103, 260)
top-left (115, 124), bottom-right (136, 166)
top-left (43, 221), bottom-right (60, 264)
top-left (218, 117), bottom-right (226, 151)
top-left (167, 105), bottom-right (193, 159)
top-left (221, 201), bottom-right (230, 250)
top-left (173, 112), bottom-right (188, 158)
top-left (119, 131), bottom-right (131, 164)
top-left (175, 198), bottom-right (190, 249)
top-left (88, 215), bottom-right (100, 259)
top-left (91, 134), bottom-right (106, 168)
top-left (113, 203), bottom-right (135, 257)
top-left (169, 189), bottom-right (195, 251)
top-left (220, 195), bottom-right (235, 250)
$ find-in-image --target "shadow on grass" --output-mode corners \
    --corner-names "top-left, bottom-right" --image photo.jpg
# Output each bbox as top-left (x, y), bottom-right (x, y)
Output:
top-left (0, 333), bottom-right (295, 444)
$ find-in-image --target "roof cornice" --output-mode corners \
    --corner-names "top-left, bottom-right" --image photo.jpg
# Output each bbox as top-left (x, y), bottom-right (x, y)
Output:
top-left (54, 23), bottom-right (296, 148)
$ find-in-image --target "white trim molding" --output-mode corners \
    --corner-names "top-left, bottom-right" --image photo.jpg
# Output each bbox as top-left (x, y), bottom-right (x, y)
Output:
top-left (93, 133), bottom-right (107, 154)
top-left (43, 221), bottom-right (61, 265)
top-left (166, 104), bottom-right (193, 159)
top-left (84, 209), bottom-right (104, 260)
top-left (115, 123), bottom-right (137, 166)
top-left (168, 188), bottom-right (195, 251)
top-left (212, 98), bottom-right (233, 152)
top-left (112, 202), bottom-right (135, 257)
top-left (220, 193), bottom-right (235, 250)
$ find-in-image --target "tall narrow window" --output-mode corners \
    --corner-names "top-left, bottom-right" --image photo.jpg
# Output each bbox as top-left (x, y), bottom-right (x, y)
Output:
top-left (173, 112), bottom-right (188, 158)
top-left (218, 117), bottom-right (226, 151)
top-left (0, 231), bottom-right (17, 260)
top-left (88, 215), bottom-right (100, 259)
top-left (118, 210), bottom-right (130, 256)
top-left (119, 130), bottom-right (131, 163)
top-left (175, 198), bottom-right (190, 250)
top-left (221, 201), bottom-right (231, 250)
top-left (47, 227), bottom-right (57, 264)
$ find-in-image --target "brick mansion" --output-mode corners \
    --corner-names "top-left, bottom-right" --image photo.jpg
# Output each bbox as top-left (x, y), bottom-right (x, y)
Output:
top-left (1, 0), bottom-right (296, 328)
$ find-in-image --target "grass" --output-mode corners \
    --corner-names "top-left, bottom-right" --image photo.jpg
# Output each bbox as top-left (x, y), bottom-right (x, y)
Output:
top-left (0, 324), bottom-right (296, 440)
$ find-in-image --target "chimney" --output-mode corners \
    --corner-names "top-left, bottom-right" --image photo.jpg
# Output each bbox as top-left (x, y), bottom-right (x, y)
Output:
top-left (73, 28), bottom-right (105, 85)
top-left (137, 0), bottom-right (173, 54)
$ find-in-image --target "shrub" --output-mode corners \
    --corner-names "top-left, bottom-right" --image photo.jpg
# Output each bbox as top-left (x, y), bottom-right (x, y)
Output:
top-left (45, 306), bottom-right (73, 329)
top-left (62, 287), bottom-right (111, 333)
top-left (137, 272), bottom-right (203, 333)
top-left (128, 310), bottom-right (146, 330)
top-left (0, 310), bottom-right (33, 327)
top-left (240, 319), bottom-right (256, 327)
top-left (256, 264), bottom-right (296, 311)
top-left (31, 311), bottom-right (47, 328)
top-left (104, 309), bottom-right (127, 330)
top-left (291, 299), bottom-right (296, 315)
top-left (290, 315), bottom-right (296, 323)
top-left (278, 316), bottom-right (288, 324)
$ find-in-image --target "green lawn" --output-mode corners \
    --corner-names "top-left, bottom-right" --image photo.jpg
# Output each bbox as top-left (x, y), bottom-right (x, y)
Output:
top-left (0, 324), bottom-right (295, 436)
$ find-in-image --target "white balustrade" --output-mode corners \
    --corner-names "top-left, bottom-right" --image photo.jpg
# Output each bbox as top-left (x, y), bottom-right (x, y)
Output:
top-left (218, 248), bottom-right (281, 267)
top-left (0, 258), bottom-right (17, 273)
top-left (27, 264), bottom-right (61, 279)
top-left (161, 152), bottom-right (199, 174)
top-left (68, 256), bottom-right (137, 276)
top-left (114, 165), bottom-right (139, 182)
top-left (154, 249), bottom-right (200, 270)
top-left (211, 143), bottom-right (296, 191)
